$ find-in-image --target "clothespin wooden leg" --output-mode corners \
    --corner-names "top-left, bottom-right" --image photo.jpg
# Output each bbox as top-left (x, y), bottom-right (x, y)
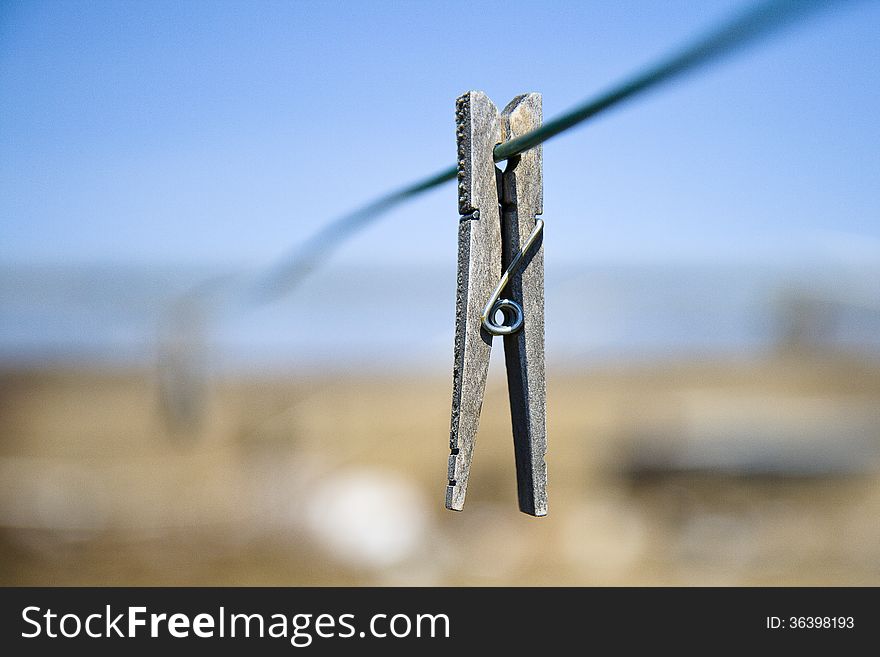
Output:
top-left (500, 94), bottom-right (547, 516)
top-left (446, 91), bottom-right (502, 512)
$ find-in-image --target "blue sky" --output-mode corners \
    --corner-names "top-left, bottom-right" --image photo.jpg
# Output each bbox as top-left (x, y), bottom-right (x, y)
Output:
top-left (1, 0), bottom-right (879, 269)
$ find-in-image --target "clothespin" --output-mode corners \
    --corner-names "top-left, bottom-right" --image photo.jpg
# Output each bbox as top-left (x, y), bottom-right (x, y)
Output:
top-left (447, 91), bottom-right (547, 517)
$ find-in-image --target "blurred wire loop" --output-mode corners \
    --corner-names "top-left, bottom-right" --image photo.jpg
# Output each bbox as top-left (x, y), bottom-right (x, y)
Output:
top-left (158, 0), bottom-right (863, 433)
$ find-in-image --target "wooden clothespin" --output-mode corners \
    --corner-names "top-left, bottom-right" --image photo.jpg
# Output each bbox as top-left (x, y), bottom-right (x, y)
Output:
top-left (446, 91), bottom-right (547, 516)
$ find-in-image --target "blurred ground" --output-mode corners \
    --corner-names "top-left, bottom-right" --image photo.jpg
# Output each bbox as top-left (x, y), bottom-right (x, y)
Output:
top-left (2, 354), bottom-right (879, 586)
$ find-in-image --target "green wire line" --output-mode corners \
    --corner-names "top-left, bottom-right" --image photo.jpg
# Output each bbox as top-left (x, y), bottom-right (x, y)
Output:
top-left (493, 0), bottom-right (845, 162)
top-left (252, 0), bottom-right (854, 304)
top-left (252, 165), bottom-right (457, 302)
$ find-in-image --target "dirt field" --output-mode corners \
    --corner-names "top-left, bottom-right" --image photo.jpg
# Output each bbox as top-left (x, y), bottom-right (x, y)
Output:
top-left (2, 355), bottom-right (879, 585)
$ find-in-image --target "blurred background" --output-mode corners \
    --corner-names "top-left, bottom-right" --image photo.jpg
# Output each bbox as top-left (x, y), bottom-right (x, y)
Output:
top-left (1, 0), bottom-right (879, 585)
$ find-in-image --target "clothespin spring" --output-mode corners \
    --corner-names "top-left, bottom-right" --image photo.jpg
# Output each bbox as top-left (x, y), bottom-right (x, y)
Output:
top-left (480, 217), bottom-right (544, 336)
